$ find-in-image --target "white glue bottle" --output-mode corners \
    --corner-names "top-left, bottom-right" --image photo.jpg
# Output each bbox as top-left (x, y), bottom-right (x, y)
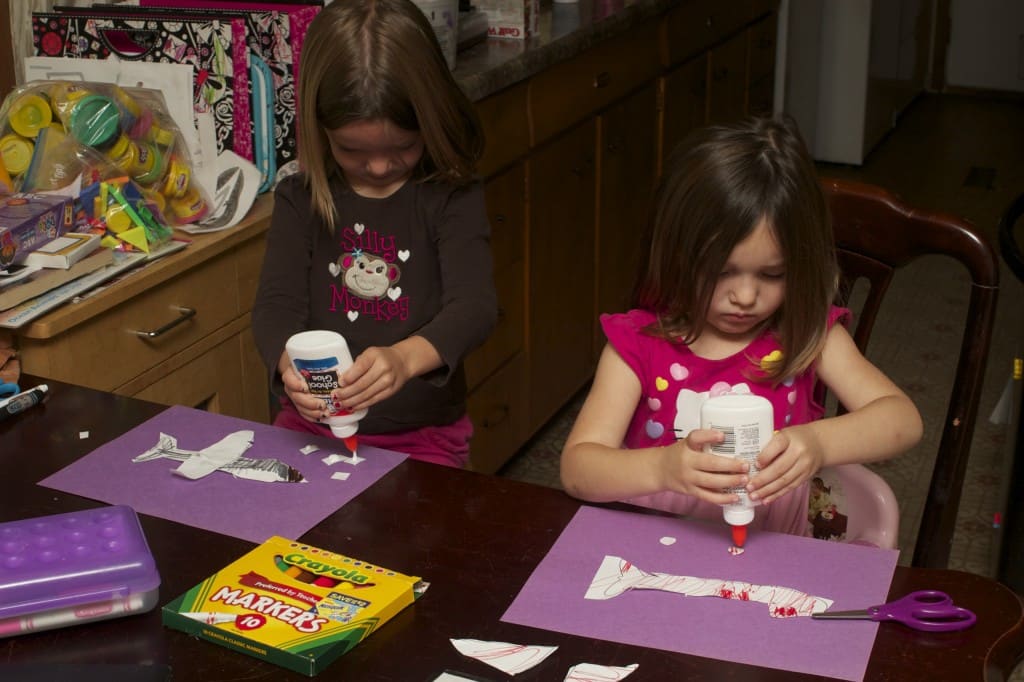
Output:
top-left (700, 393), bottom-right (774, 548)
top-left (285, 330), bottom-right (367, 439)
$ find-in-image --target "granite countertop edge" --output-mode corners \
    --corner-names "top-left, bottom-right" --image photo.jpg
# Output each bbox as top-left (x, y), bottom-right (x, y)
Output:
top-left (454, 0), bottom-right (679, 101)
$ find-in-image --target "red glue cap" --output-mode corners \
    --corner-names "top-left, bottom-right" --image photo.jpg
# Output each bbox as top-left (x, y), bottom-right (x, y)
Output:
top-left (731, 524), bottom-right (748, 548)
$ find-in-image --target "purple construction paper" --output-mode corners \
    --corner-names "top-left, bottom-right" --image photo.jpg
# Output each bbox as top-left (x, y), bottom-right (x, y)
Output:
top-left (502, 506), bottom-right (898, 681)
top-left (40, 405), bottom-right (407, 543)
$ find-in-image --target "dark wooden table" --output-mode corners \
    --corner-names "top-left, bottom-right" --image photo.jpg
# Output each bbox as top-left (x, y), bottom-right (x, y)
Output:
top-left (3, 377), bottom-right (1023, 681)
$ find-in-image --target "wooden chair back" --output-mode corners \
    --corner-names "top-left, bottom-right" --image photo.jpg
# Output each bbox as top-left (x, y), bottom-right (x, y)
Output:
top-left (820, 177), bottom-right (1000, 569)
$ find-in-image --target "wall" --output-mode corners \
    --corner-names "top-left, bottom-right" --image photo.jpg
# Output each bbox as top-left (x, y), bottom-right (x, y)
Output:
top-left (946, 0), bottom-right (1024, 93)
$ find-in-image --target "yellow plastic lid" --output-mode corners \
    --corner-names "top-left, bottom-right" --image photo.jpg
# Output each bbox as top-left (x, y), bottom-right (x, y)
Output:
top-left (0, 134), bottom-right (35, 175)
top-left (107, 134), bottom-right (131, 160)
top-left (105, 205), bottom-right (133, 233)
top-left (8, 94), bottom-right (53, 138)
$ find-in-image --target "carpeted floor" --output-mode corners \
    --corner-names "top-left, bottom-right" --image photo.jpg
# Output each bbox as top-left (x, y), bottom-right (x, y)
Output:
top-left (498, 93), bottom-right (1024, 581)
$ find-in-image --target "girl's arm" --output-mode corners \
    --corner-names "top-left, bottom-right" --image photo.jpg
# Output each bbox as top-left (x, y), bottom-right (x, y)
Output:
top-left (561, 344), bottom-right (748, 504)
top-left (749, 323), bottom-right (923, 504)
top-left (411, 183), bottom-right (498, 376)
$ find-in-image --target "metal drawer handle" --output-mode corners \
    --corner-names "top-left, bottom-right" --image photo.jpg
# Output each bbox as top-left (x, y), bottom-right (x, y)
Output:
top-left (131, 306), bottom-right (196, 339)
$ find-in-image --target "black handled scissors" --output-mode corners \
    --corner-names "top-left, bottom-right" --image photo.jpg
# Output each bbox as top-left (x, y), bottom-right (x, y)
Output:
top-left (812, 590), bottom-right (976, 632)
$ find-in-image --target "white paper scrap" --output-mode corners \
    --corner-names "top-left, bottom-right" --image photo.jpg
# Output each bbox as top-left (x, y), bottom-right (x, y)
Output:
top-left (300, 444), bottom-right (320, 455)
top-left (450, 639), bottom-right (556, 676)
top-left (173, 430), bottom-right (253, 480)
top-left (331, 472), bottom-right (351, 481)
top-left (347, 452), bottom-right (365, 465)
top-left (322, 453), bottom-right (347, 466)
top-left (565, 662), bottom-right (638, 681)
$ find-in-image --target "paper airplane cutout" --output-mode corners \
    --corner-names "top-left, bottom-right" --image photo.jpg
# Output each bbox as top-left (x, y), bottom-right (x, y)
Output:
top-left (585, 555), bottom-right (832, 618)
top-left (133, 432), bottom-right (305, 482)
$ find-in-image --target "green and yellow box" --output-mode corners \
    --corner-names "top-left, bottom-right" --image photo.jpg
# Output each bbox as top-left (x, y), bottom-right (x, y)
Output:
top-left (162, 536), bottom-right (424, 676)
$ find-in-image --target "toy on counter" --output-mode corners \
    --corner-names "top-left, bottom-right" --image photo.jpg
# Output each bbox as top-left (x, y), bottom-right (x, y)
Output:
top-left (77, 174), bottom-right (174, 253)
top-left (0, 81), bottom-right (209, 237)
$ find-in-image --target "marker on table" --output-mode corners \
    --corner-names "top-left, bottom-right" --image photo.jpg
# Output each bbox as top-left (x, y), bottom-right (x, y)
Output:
top-left (0, 384), bottom-right (48, 422)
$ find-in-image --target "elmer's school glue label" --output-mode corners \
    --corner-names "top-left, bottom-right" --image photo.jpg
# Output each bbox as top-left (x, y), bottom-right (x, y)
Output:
top-left (701, 393), bottom-right (773, 547)
top-left (285, 330), bottom-right (367, 438)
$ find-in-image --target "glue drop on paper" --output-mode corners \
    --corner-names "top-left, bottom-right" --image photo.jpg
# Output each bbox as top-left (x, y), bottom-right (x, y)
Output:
top-left (700, 393), bottom-right (774, 547)
top-left (285, 330), bottom-right (367, 439)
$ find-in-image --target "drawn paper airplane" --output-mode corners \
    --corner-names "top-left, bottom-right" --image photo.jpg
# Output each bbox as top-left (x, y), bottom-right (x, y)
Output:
top-left (133, 432), bottom-right (305, 482)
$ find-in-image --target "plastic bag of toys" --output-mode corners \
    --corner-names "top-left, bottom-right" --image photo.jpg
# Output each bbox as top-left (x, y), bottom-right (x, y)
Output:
top-left (0, 81), bottom-right (210, 251)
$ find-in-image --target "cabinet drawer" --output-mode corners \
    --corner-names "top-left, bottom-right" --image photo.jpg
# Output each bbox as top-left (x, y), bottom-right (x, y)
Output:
top-left (477, 83), bottom-right (529, 177)
top-left (131, 331), bottom-right (246, 416)
top-left (20, 249), bottom-right (245, 391)
top-left (530, 21), bottom-right (661, 146)
top-left (465, 260), bottom-right (524, 390)
top-left (467, 352), bottom-right (528, 474)
top-left (662, 0), bottom-right (752, 67)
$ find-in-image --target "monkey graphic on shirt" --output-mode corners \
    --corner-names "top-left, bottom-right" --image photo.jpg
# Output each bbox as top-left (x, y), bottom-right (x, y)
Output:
top-left (333, 250), bottom-right (401, 300)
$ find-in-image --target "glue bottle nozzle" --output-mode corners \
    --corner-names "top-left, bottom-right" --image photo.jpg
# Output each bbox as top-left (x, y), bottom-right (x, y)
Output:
top-left (731, 524), bottom-right (748, 548)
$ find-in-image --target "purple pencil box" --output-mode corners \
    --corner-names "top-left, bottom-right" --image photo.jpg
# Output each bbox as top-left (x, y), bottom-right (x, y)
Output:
top-left (0, 505), bottom-right (160, 637)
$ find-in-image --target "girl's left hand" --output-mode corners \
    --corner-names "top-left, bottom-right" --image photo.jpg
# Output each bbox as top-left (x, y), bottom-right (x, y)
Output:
top-left (747, 425), bottom-right (825, 504)
top-left (334, 346), bottom-right (412, 412)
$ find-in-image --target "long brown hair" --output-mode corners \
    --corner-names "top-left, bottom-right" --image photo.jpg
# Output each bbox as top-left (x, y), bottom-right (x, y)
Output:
top-left (634, 115), bottom-right (837, 382)
top-left (297, 0), bottom-right (485, 230)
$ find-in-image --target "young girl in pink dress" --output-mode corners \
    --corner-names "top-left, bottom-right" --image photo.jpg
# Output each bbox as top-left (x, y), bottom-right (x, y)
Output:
top-left (560, 116), bottom-right (923, 535)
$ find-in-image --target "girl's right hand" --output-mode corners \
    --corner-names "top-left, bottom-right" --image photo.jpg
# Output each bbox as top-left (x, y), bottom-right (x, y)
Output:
top-left (659, 429), bottom-right (751, 504)
top-left (278, 352), bottom-right (328, 423)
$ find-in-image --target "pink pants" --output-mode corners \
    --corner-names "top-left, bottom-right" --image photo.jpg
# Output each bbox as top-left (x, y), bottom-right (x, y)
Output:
top-left (272, 401), bottom-right (472, 468)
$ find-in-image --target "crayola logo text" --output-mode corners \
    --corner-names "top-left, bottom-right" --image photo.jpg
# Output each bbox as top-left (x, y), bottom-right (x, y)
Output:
top-left (284, 553), bottom-right (371, 583)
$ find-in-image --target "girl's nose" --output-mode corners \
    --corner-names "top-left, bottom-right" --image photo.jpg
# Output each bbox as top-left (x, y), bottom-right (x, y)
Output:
top-left (366, 157), bottom-right (392, 177)
top-left (730, 278), bottom-right (758, 306)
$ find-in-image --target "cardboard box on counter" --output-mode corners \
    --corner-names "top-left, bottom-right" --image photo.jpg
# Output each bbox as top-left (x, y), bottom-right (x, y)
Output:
top-left (477, 0), bottom-right (539, 39)
top-left (0, 193), bottom-right (75, 267)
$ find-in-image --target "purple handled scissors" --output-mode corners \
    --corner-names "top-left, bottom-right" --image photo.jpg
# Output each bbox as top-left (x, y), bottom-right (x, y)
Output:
top-left (811, 590), bottom-right (976, 632)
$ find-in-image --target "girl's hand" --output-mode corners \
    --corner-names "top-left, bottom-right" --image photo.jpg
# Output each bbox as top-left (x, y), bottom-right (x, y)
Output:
top-left (658, 429), bottom-right (751, 505)
top-left (747, 425), bottom-right (825, 504)
top-left (278, 352), bottom-right (328, 423)
top-left (335, 345), bottom-right (413, 412)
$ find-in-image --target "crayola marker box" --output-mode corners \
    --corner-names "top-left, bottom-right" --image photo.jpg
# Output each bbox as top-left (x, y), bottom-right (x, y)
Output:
top-left (162, 536), bottom-right (425, 676)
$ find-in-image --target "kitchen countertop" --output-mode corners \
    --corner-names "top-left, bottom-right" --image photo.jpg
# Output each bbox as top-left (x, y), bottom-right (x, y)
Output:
top-left (453, 0), bottom-right (676, 100)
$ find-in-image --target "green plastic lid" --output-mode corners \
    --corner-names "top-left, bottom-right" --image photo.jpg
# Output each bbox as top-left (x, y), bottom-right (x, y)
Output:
top-left (68, 94), bottom-right (121, 148)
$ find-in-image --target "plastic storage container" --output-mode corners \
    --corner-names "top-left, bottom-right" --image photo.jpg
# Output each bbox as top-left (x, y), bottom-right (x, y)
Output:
top-left (0, 505), bottom-right (160, 637)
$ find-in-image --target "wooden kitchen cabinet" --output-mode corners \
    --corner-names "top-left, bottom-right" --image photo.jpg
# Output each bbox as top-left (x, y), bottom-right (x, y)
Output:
top-left (527, 120), bottom-right (597, 428)
top-left (466, 162), bottom-right (529, 473)
top-left (461, 1), bottom-right (778, 472)
top-left (596, 82), bottom-right (659, 353)
top-left (660, 54), bottom-right (709, 170)
top-left (17, 197), bottom-right (273, 424)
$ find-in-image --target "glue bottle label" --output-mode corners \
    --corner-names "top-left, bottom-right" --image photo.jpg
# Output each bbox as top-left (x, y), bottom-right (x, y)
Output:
top-left (707, 420), bottom-right (763, 492)
top-left (292, 356), bottom-right (347, 417)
